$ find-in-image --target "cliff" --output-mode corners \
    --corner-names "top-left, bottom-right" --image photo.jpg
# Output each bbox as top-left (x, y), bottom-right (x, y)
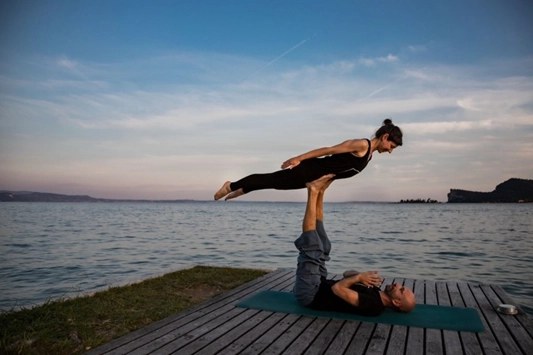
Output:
top-left (447, 178), bottom-right (533, 203)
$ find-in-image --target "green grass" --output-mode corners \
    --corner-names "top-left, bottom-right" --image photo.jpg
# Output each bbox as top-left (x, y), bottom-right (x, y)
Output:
top-left (0, 266), bottom-right (268, 355)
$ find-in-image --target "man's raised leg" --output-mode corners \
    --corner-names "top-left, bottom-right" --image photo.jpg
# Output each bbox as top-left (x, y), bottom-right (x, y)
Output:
top-left (315, 180), bottom-right (332, 280)
top-left (293, 174), bottom-right (334, 306)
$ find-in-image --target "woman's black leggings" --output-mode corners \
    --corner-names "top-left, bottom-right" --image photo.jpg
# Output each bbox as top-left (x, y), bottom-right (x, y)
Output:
top-left (229, 161), bottom-right (325, 194)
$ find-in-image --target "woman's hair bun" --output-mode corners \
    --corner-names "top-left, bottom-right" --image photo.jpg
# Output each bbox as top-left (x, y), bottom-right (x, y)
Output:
top-left (375, 118), bottom-right (402, 145)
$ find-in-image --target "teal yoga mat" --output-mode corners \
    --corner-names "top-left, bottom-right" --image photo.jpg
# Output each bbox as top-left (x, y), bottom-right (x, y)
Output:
top-left (235, 290), bottom-right (484, 332)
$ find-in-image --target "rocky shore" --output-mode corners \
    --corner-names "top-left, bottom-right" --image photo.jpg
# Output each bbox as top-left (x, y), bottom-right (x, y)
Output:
top-left (447, 178), bottom-right (533, 203)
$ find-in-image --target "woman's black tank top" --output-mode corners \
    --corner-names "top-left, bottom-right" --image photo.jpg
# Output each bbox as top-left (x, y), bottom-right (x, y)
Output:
top-left (309, 139), bottom-right (372, 180)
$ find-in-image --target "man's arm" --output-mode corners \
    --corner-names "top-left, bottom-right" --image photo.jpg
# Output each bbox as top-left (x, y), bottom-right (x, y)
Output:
top-left (331, 271), bottom-right (383, 306)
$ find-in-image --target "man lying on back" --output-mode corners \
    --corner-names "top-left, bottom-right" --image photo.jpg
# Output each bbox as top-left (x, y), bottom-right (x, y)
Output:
top-left (292, 174), bottom-right (416, 316)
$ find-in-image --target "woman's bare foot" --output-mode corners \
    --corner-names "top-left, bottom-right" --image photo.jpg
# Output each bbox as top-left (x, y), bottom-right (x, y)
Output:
top-left (214, 181), bottom-right (232, 200)
top-left (225, 188), bottom-right (244, 201)
top-left (305, 174), bottom-right (335, 192)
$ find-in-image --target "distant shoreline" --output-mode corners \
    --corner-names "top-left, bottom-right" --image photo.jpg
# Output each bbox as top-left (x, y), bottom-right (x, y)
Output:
top-left (0, 190), bottom-right (401, 203)
top-left (3, 177), bottom-right (533, 203)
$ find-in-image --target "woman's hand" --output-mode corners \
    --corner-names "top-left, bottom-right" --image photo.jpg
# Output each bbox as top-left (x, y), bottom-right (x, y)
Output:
top-left (281, 157), bottom-right (300, 169)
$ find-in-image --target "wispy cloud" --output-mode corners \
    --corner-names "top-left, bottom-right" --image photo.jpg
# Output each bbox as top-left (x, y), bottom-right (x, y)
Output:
top-left (240, 38), bottom-right (310, 82)
top-left (1, 50), bottom-right (532, 200)
top-left (57, 57), bottom-right (78, 70)
top-left (358, 54), bottom-right (398, 66)
top-left (408, 45), bottom-right (426, 53)
top-left (377, 54), bottom-right (398, 63)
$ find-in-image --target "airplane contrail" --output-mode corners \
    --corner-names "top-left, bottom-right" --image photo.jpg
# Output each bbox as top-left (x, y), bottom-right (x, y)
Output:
top-left (240, 38), bottom-right (310, 82)
top-left (363, 75), bottom-right (408, 99)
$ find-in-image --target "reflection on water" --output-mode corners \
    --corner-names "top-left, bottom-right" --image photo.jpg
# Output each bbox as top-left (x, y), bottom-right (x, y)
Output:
top-left (0, 202), bottom-right (531, 315)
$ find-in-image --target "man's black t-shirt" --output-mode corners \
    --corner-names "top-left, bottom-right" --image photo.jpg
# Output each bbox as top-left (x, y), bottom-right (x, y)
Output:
top-left (309, 279), bottom-right (385, 317)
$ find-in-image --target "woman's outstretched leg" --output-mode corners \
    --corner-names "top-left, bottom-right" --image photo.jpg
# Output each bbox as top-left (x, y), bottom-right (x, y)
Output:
top-left (224, 189), bottom-right (244, 200)
top-left (214, 166), bottom-right (311, 201)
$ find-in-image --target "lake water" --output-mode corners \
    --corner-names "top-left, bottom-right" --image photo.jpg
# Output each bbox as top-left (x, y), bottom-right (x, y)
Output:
top-left (0, 202), bottom-right (531, 315)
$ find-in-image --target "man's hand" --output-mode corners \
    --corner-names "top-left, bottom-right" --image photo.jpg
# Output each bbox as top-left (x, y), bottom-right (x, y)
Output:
top-left (354, 271), bottom-right (383, 287)
top-left (332, 270), bottom-right (383, 307)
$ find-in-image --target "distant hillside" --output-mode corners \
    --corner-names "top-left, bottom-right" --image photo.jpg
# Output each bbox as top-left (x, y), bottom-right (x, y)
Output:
top-left (447, 178), bottom-right (533, 203)
top-left (0, 191), bottom-right (100, 202)
top-left (0, 191), bottom-right (194, 203)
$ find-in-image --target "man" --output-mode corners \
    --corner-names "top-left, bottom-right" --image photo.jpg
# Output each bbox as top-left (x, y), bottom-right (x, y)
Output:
top-left (293, 174), bottom-right (416, 316)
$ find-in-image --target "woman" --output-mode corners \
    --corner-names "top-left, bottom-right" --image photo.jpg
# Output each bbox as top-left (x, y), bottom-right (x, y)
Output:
top-left (214, 119), bottom-right (402, 201)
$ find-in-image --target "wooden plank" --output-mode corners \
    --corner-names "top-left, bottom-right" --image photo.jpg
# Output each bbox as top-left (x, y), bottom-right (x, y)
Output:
top-left (447, 281), bottom-right (483, 355)
top-left (385, 278), bottom-right (413, 355)
top-left (130, 305), bottom-right (250, 355)
top-left (384, 325), bottom-right (407, 355)
top-left (239, 313), bottom-right (303, 355)
top-left (164, 308), bottom-right (264, 355)
top-left (86, 268), bottom-right (292, 355)
top-left (193, 278), bottom-right (297, 355)
top-left (437, 281), bottom-right (464, 355)
top-left (305, 319), bottom-right (345, 355)
top-left (366, 323), bottom-right (392, 355)
top-left (323, 321), bottom-right (359, 355)
top-left (210, 311), bottom-right (288, 355)
top-left (343, 321), bottom-right (376, 355)
top-left (281, 318), bottom-right (331, 354)
top-left (458, 282), bottom-right (503, 355)
top-left (108, 269), bottom-right (293, 355)
top-left (365, 277), bottom-right (397, 355)
top-left (480, 283), bottom-right (533, 355)
top-left (405, 278), bottom-right (425, 354)
top-left (192, 310), bottom-right (275, 355)
top-left (259, 315), bottom-right (315, 354)
top-left (490, 284), bottom-right (533, 338)
top-left (469, 283), bottom-right (524, 355)
top-left (425, 280), bottom-right (443, 355)
top-left (137, 272), bottom-right (297, 355)
top-left (191, 280), bottom-right (298, 355)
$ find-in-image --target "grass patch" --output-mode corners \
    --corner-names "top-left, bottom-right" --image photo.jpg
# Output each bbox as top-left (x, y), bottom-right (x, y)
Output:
top-left (0, 266), bottom-right (268, 354)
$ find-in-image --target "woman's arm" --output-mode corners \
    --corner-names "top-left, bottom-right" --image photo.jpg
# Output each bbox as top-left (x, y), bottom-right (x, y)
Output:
top-left (281, 139), bottom-right (368, 169)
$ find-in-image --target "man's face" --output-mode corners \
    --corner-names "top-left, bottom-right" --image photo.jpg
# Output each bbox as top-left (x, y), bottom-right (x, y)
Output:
top-left (385, 283), bottom-right (416, 312)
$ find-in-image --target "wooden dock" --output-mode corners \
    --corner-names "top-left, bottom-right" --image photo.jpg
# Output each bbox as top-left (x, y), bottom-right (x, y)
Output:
top-left (87, 269), bottom-right (533, 355)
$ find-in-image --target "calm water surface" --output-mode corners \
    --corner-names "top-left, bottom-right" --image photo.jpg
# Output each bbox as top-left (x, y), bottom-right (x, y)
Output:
top-left (0, 202), bottom-right (531, 314)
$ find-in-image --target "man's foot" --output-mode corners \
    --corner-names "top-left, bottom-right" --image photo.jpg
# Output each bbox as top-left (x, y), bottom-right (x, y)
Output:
top-left (343, 270), bottom-right (360, 278)
top-left (306, 174), bottom-right (335, 192)
top-left (225, 188), bottom-right (244, 200)
top-left (214, 181), bottom-right (232, 200)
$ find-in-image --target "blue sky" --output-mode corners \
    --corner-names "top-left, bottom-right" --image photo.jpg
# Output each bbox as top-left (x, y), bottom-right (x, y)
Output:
top-left (1, 0), bottom-right (532, 202)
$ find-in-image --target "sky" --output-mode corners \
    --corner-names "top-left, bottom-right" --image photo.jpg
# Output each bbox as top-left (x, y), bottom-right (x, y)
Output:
top-left (1, 0), bottom-right (532, 202)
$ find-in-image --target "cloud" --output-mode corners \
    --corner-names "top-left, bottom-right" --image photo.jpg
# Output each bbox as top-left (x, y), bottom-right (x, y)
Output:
top-left (402, 120), bottom-right (495, 135)
top-left (408, 45), bottom-right (426, 53)
top-left (4, 52), bottom-right (531, 137)
top-left (377, 54), bottom-right (398, 63)
top-left (358, 54), bottom-right (398, 67)
top-left (1, 50), bottom-right (532, 201)
top-left (57, 57), bottom-right (78, 70)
